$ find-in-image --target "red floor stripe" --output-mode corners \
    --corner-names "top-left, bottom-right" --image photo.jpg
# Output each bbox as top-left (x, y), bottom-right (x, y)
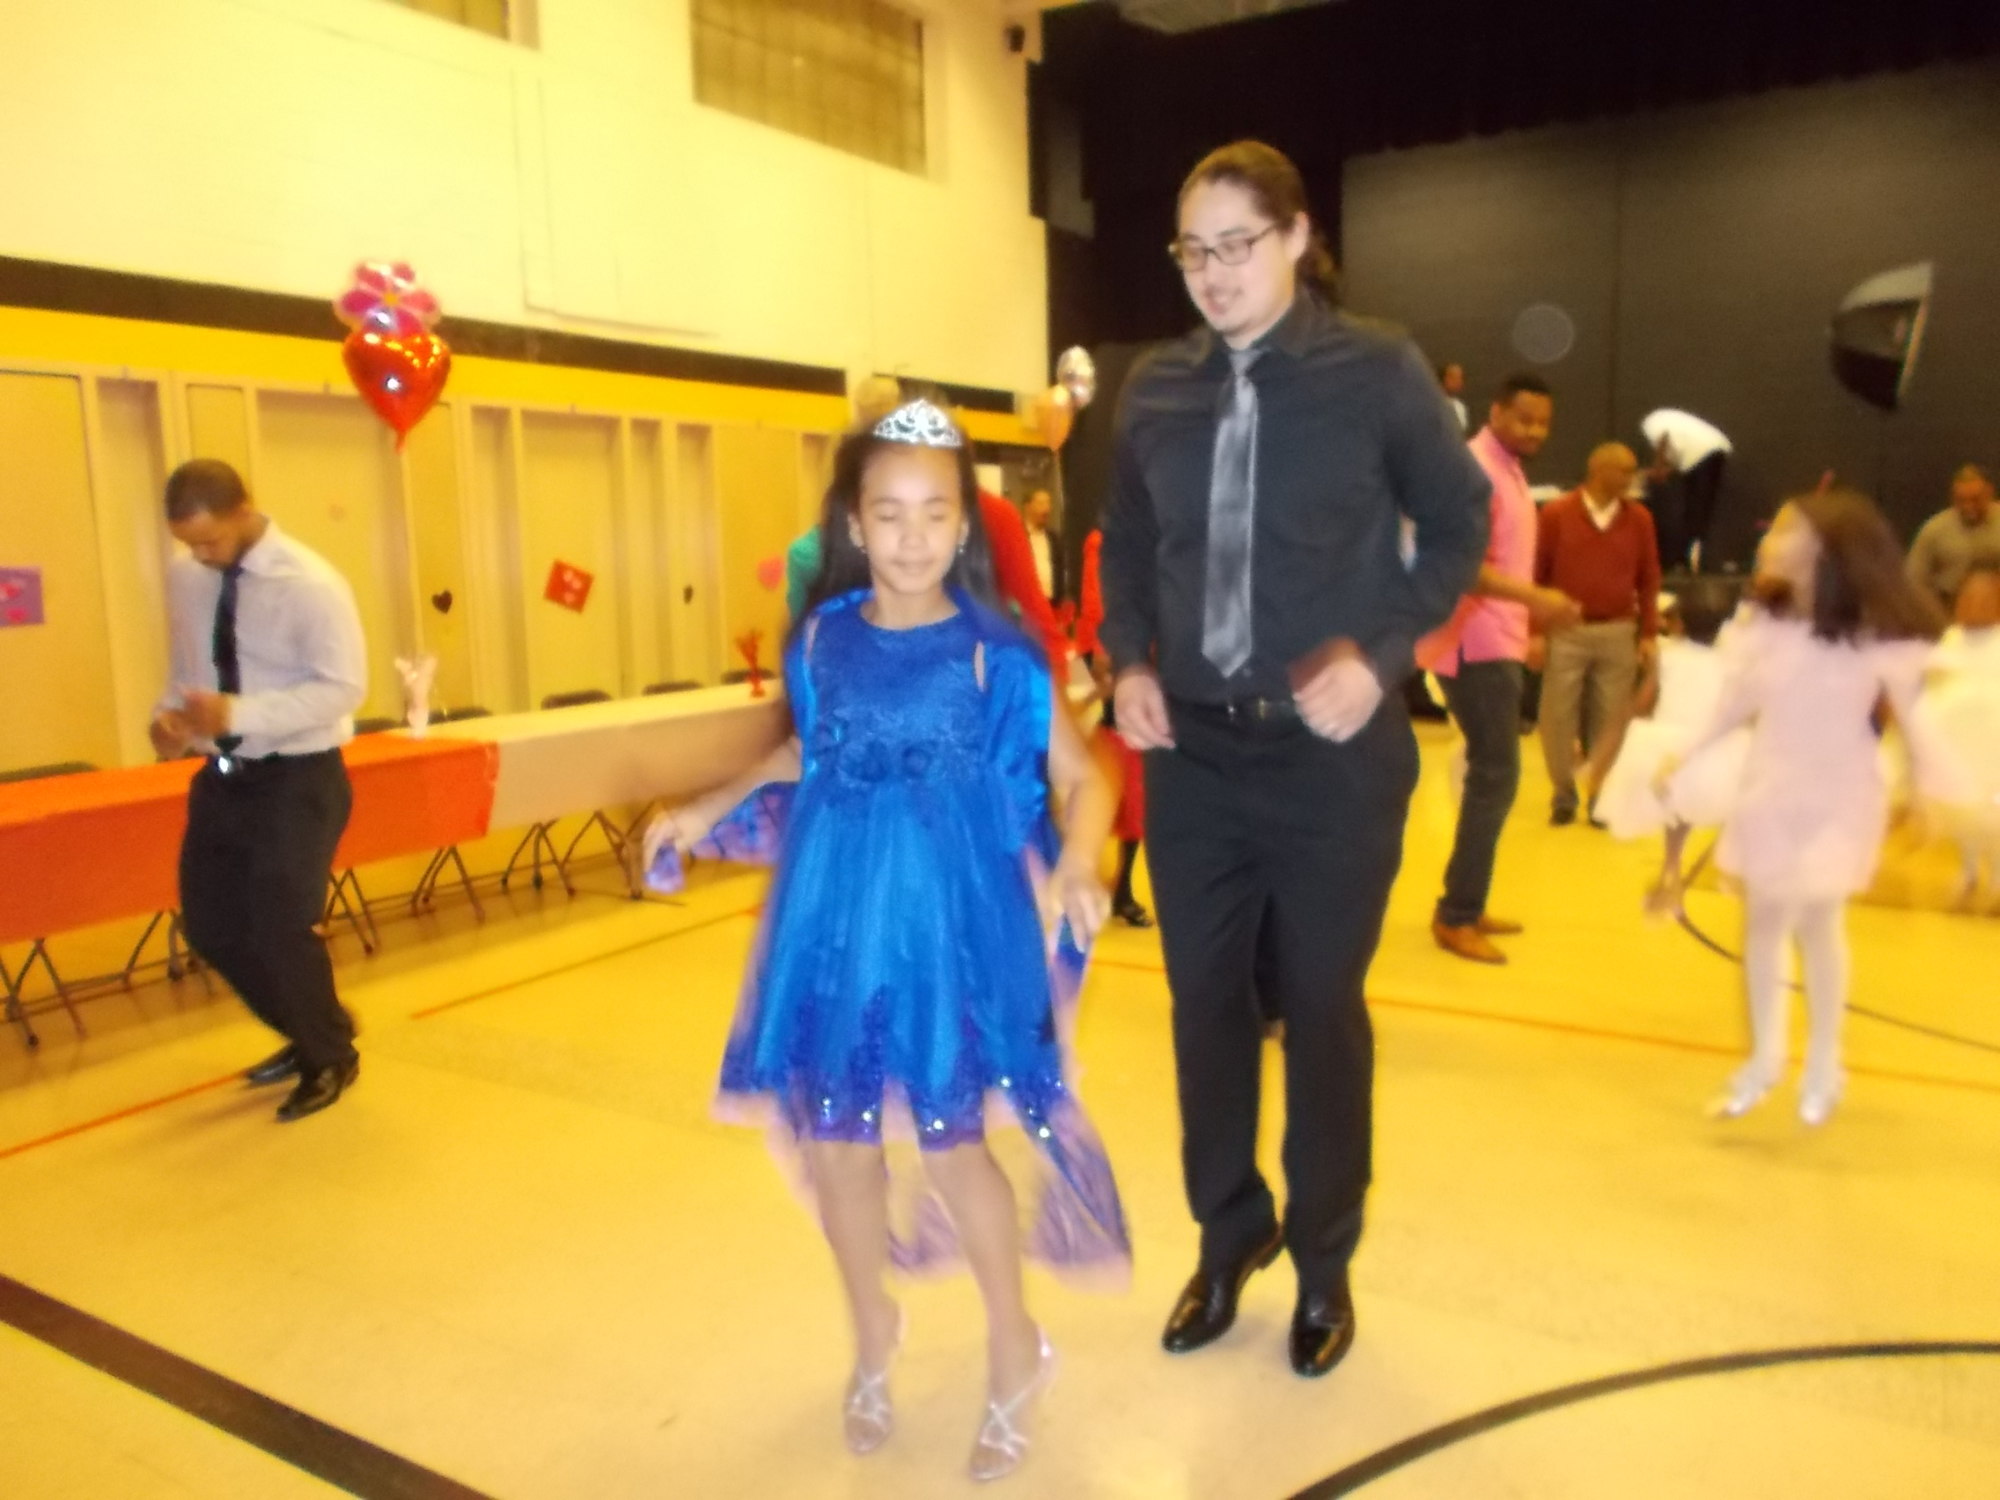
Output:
top-left (0, 903), bottom-right (765, 1161)
top-left (0, 1072), bottom-right (239, 1163)
top-left (10, 908), bottom-right (1991, 1164)
top-left (406, 902), bottom-right (761, 1020)
top-left (1091, 955), bottom-right (2000, 1098)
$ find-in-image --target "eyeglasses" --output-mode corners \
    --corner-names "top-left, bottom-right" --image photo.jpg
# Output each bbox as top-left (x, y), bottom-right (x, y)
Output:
top-left (1167, 224), bottom-right (1279, 273)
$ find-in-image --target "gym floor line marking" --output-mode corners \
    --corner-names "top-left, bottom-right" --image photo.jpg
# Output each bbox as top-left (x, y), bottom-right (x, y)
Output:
top-left (1675, 908), bottom-right (2000, 1056)
top-left (0, 1272), bottom-right (497, 1500)
top-left (1089, 955), bottom-right (2000, 1098)
top-left (406, 901), bottom-right (762, 1019)
top-left (0, 903), bottom-right (764, 1161)
top-left (1288, 1339), bottom-right (2000, 1497)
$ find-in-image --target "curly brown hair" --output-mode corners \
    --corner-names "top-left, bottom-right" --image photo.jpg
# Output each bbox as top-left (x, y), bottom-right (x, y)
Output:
top-left (1748, 487), bottom-right (1943, 643)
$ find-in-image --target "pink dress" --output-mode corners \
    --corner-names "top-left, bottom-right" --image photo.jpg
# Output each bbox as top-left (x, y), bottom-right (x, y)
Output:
top-left (1691, 612), bottom-right (1930, 901)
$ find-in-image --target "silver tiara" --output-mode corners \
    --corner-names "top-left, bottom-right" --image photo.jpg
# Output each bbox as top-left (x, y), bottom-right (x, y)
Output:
top-left (872, 398), bottom-right (963, 449)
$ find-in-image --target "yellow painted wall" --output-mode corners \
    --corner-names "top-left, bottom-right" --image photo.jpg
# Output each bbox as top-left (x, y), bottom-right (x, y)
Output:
top-left (0, 303), bottom-right (1048, 773)
top-left (1, 0), bottom-right (1051, 395)
top-left (0, 374), bottom-right (122, 773)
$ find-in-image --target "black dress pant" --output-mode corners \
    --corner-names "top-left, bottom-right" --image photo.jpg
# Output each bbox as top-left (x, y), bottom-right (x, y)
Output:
top-left (179, 750), bottom-right (357, 1072)
top-left (1146, 696), bottom-right (1418, 1296)
top-left (1647, 453), bottom-right (1728, 571)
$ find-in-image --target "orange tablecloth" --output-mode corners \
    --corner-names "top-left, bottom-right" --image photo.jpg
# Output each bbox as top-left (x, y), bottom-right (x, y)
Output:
top-left (0, 736), bottom-right (497, 945)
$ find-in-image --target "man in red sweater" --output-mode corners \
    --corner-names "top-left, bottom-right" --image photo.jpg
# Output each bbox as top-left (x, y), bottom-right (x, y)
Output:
top-left (1534, 442), bottom-right (1661, 825)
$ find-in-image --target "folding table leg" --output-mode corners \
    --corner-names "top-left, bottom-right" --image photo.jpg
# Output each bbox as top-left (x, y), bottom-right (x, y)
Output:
top-left (2, 940), bottom-right (83, 1047)
top-left (122, 911), bottom-right (169, 987)
top-left (33, 941), bottom-right (85, 1039)
top-left (410, 847), bottom-right (487, 922)
top-left (166, 911), bottom-right (193, 983)
top-left (409, 847), bottom-right (451, 914)
top-left (499, 823), bottom-right (571, 896)
top-left (324, 869), bottom-right (380, 955)
top-left (557, 810), bottom-right (632, 891)
top-left (442, 847), bottom-right (485, 920)
top-left (1, 951), bottom-right (36, 1048)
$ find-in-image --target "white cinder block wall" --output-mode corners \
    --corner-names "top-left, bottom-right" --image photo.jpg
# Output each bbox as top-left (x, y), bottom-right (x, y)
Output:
top-left (0, 0), bottom-right (1048, 393)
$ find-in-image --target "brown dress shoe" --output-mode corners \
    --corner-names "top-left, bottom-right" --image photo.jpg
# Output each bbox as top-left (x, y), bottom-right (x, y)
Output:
top-left (1474, 915), bottom-right (1523, 937)
top-left (1432, 921), bottom-right (1507, 964)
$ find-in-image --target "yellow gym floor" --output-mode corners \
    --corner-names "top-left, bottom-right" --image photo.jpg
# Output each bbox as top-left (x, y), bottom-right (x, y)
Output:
top-left (3, 727), bottom-right (1997, 1498)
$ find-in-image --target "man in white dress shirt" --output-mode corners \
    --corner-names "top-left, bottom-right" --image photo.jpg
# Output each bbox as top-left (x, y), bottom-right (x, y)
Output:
top-left (1023, 487), bottom-right (1064, 604)
top-left (1640, 407), bottom-right (1732, 571)
top-left (150, 459), bottom-right (368, 1122)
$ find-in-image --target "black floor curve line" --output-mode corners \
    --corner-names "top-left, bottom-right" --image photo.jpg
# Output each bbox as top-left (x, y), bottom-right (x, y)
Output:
top-left (0, 1273), bottom-right (497, 1500)
top-left (1675, 910), bottom-right (2000, 1056)
top-left (1287, 1340), bottom-right (2000, 1498)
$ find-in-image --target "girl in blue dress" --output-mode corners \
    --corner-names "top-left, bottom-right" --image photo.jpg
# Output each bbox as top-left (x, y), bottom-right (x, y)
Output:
top-left (652, 398), bottom-right (1129, 1483)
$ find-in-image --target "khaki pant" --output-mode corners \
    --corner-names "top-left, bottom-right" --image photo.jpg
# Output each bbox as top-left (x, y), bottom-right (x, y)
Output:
top-left (1538, 619), bottom-right (1639, 814)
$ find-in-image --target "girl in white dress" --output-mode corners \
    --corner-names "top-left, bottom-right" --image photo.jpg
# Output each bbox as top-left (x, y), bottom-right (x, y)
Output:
top-left (1595, 579), bottom-right (1748, 917)
top-left (1664, 490), bottom-right (1942, 1125)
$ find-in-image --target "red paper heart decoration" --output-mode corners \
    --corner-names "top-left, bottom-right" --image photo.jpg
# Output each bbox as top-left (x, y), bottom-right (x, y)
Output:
top-left (755, 555), bottom-right (784, 592)
top-left (342, 328), bottom-right (451, 447)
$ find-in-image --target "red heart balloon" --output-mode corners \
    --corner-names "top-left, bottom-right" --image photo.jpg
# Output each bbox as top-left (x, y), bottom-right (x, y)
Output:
top-left (342, 328), bottom-right (451, 447)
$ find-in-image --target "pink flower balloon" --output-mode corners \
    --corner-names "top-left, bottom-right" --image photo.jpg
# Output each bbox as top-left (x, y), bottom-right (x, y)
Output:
top-left (334, 260), bottom-right (442, 338)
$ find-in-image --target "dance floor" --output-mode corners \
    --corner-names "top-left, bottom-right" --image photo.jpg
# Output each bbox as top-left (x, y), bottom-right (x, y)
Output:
top-left (3, 726), bottom-right (1997, 1498)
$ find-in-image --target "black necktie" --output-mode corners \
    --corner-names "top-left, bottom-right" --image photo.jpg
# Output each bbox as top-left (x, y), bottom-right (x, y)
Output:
top-left (212, 563), bottom-right (244, 755)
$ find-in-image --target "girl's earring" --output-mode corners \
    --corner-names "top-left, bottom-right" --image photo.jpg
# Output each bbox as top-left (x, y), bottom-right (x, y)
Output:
top-left (957, 533), bottom-right (968, 556)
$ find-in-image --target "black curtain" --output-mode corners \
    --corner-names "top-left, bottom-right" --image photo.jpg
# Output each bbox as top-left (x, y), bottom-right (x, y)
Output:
top-left (1040, 0), bottom-right (2000, 354)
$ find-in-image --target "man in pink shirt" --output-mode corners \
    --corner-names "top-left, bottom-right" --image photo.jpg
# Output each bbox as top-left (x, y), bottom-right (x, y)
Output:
top-left (1417, 373), bottom-right (1581, 963)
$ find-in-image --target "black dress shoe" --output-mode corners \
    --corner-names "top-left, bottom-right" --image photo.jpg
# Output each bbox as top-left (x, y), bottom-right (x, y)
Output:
top-left (1289, 1285), bottom-right (1357, 1378)
top-left (244, 1046), bottom-right (300, 1087)
top-left (276, 1059), bottom-right (359, 1123)
top-left (1162, 1224), bottom-right (1285, 1354)
top-left (1113, 898), bottom-right (1154, 929)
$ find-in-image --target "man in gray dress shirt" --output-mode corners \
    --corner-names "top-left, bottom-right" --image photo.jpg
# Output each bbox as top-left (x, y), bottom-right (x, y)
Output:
top-left (151, 459), bottom-right (368, 1122)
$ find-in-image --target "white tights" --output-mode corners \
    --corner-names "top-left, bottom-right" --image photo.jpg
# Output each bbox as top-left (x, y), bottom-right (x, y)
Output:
top-left (1739, 891), bottom-right (1849, 1096)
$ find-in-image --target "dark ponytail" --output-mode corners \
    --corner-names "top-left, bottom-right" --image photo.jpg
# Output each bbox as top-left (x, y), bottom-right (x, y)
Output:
top-left (1180, 140), bottom-right (1340, 304)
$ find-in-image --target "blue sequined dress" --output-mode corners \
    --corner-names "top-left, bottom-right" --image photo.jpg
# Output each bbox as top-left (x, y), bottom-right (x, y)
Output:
top-left (713, 588), bottom-right (1129, 1280)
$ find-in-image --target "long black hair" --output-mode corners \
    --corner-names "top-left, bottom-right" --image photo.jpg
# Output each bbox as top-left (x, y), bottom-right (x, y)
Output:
top-left (788, 411), bottom-right (1003, 651)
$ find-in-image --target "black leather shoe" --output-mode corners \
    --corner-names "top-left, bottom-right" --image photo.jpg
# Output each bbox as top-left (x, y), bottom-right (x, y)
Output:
top-left (1113, 898), bottom-right (1154, 929)
top-left (1162, 1224), bottom-right (1284, 1354)
top-left (1289, 1284), bottom-right (1357, 1378)
top-left (276, 1059), bottom-right (358, 1123)
top-left (244, 1046), bottom-right (300, 1087)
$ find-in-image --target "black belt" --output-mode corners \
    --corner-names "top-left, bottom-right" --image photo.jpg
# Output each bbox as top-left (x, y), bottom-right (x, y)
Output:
top-left (1170, 694), bottom-right (1302, 736)
top-left (203, 747), bottom-right (341, 779)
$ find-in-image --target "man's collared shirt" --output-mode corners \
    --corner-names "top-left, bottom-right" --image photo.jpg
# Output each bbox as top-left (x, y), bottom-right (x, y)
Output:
top-left (1100, 295), bottom-right (1491, 703)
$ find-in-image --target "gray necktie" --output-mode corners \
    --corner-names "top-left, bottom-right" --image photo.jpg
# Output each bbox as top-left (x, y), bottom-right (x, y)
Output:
top-left (1202, 349), bottom-right (1260, 678)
